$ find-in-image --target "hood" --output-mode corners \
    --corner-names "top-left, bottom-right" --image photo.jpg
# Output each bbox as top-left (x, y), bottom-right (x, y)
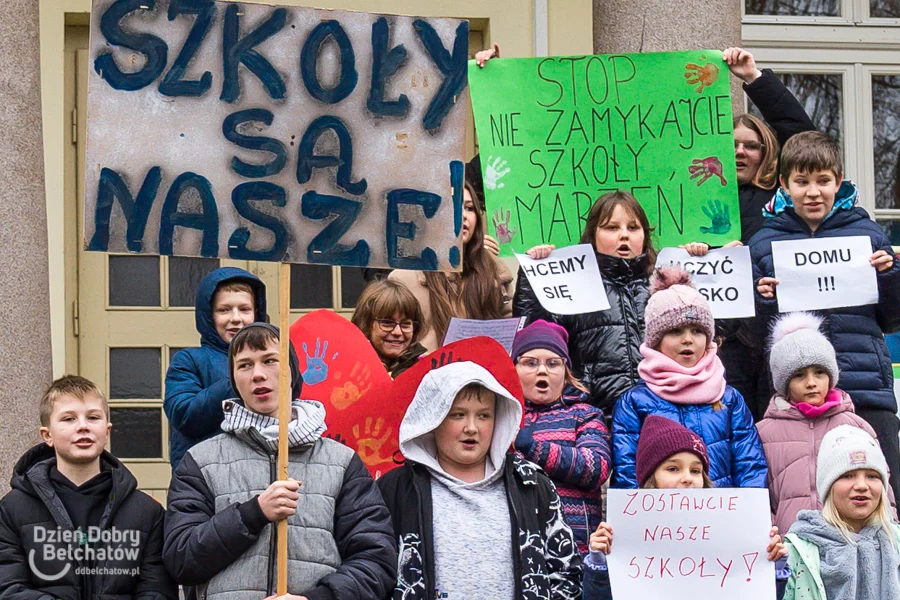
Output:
top-left (227, 322), bottom-right (303, 400)
top-left (196, 267), bottom-right (267, 351)
top-left (10, 443), bottom-right (138, 521)
top-left (763, 388), bottom-right (854, 420)
top-left (399, 361), bottom-right (523, 483)
top-left (763, 179), bottom-right (859, 221)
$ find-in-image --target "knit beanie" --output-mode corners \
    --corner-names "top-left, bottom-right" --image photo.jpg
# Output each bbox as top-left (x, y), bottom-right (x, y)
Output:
top-left (768, 312), bottom-right (839, 397)
top-left (511, 320), bottom-right (571, 367)
top-left (643, 266), bottom-right (715, 349)
top-left (636, 415), bottom-right (710, 487)
top-left (816, 424), bottom-right (888, 502)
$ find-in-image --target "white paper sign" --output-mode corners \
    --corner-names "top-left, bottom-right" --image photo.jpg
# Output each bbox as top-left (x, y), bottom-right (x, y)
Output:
top-left (772, 236), bottom-right (878, 313)
top-left (442, 317), bottom-right (526, 354)
top-left (515, 245), bottom-right (610, 315)
top-left (607, 488), bottom-right (774, 600)
top-left (656, 247), bottom-right (755, 319)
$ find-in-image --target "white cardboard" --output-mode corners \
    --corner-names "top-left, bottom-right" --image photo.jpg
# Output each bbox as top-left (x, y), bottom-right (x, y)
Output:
top-left (656, 246), bottom-right (755, 319)
top-left (515, 244), bottom-right (610, 315)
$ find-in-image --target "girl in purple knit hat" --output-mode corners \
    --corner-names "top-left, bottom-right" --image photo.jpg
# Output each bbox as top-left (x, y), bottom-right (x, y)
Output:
top-left (584, 415), bottom-right (785, 599)
top-left (611, 266), bottom-right (768, 490)
top-left (511, 319), bottom-right (611, 555)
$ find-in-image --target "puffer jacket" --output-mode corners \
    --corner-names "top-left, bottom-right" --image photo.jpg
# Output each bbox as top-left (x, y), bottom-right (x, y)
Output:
top-left (163, 401), bottom-right (397, 600)
top-left (611, 382), bottom-right (768, 489)
top-left (757, 389), bottom-right (891, 534)
top-left (748, 193), bottom-right (900, 411)
top-left (164, 267), bottom-right (267, 468)
top-left (0, 444), bottom-right (176, 599)
top-left (514, 253), bottom-right (651, 412)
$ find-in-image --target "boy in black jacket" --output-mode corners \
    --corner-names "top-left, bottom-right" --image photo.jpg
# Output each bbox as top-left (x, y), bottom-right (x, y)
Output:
top-left (0, 375), bottom-right (176, 599)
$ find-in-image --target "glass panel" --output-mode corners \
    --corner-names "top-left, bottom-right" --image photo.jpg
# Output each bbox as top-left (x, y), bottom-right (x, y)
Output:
top-left (168, 257), bottom-right (219, 307)
top-left (108, 256), bottom-right (160, 307)
top-left (878, 219), bottom-right (900, 245)
top-left (871, 0), bottom-right (900, 18)
top-left (109, 347), bottom-right (161, 399)
top-left (290, 264), bottom-right (333, 309)
top-left (340, 268), bottom-right (367, 309)
top-left (872, 75), bottom-right (900, 210)
top-left (168, 347), bottom-right (189, 364)
top-left (748, 73), bottom-right (843, 143)
top-left (110, 408), bottom-right (163, 459)
top-left (745, 0), bottom-right (839, 15)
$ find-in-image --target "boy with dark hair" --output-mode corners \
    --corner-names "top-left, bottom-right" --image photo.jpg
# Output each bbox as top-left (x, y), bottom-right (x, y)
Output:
top-left (377, 361), bottom-right (582, 600)
top-left (165, 267), bottom-right (266, 468)
top-left (164, 323), bottom-right (396, 599)
top-left (749, 130), bottom-right (900, 500)
top-left (0, 375), bottom-right (176, 598)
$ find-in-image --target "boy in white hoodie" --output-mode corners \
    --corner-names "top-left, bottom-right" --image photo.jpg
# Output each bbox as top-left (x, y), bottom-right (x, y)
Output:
top-left (377, 360), bottom-right (582, 600)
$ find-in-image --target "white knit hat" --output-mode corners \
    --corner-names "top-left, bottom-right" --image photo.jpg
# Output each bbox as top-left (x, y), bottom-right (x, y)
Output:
top-left (769, 312), bottom-right (839, 396)
top-left (816, 425), bottom-right (888, 501)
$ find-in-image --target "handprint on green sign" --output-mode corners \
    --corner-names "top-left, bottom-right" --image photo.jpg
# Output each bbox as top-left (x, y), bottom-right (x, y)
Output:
top-left (699, 199), bottom-right (732, 235)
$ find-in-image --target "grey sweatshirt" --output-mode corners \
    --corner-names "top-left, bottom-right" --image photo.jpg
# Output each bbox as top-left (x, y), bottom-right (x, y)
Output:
top-left (399, 361), bottom-right (524, 600)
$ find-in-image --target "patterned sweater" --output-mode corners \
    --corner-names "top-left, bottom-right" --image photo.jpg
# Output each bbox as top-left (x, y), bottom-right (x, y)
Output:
top-left (516, 387), bottom-right (611, 554)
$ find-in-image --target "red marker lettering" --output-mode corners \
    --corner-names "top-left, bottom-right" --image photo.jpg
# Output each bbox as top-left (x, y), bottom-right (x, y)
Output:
top-left (643, 556), bottom-right (655, 579)
top-left (628, 556), bottom-right (640, 579)
top-left (623, 491), bottom-right (639, 516)
top-left (729, 496), bottom-right (738, 511)
top-left (698, 556), bottom-right (716, 579)
top-left (715, 558), bottom-right (733, 587)
top-left (660, 527), bottom-right (672, 541)
top-left (678, 557), bottom-right (697, 577)
top-left (641, 493), bottom-right (655, 512)
top-left (688, 525), bottom-right (698, 541)
top-left (679, 495), bottom-right (691, 510)
top-left (675, 526), bottom-right (685, 541)
top-left (644, 526), bottom-right (658, 542)
top-left (701, 525), bottom-right (711, 540)
top-left (659, 557), bottom-right (673, 578)
top-left (742, 552), bottom-right (759, 581)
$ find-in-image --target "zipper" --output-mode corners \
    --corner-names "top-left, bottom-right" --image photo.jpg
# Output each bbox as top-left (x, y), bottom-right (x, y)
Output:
top-left (619, 290), bottom-right (638, 385)
top-left (809, 421), bottom-right (817, 502)
top-left (266, 451), bottom-right (277, 597)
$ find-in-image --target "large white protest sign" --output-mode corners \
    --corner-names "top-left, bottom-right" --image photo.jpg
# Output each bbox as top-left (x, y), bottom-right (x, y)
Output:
top-left (85, 0), bottom-right (468, 270)
top-left (443, 317), bottom-right (526, 355)
top-left (515, 245), bottom-right (610, 315)
top-left (656, 247), bottom-right (755, 318)
top-left (607, 488), bottom-right (774, 600)
top-left (772, 236), bottom-right (878, 313)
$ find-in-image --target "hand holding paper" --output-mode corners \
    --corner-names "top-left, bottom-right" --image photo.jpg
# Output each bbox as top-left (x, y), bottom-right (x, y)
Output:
top-left (515, 245), bottom-right (610, 315)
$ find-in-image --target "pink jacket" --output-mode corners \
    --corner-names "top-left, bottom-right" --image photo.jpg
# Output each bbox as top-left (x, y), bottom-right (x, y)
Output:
top-left (757, 390), bottom-right (891, 534)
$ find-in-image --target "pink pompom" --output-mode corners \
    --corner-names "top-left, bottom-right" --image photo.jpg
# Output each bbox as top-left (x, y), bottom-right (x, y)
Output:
top-left (770, 312), bottom-right (823, 345)
top-left (649, 265), bottom-right (694, 295)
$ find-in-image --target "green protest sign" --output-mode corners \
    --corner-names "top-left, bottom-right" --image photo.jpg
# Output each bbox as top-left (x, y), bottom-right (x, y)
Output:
top-left (468, 50), bottom-right (740, 255)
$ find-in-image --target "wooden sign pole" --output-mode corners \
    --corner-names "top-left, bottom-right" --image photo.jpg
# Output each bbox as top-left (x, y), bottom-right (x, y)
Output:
top-left (276, 262), bottom-right (291, 595)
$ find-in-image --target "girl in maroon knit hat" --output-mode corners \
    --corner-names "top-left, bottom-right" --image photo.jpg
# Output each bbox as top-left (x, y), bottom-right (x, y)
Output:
top-left (583, 415), bottom-right (786, 599)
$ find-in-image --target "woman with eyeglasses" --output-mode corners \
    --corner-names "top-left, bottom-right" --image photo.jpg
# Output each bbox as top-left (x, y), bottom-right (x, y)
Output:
top-left (389, 179), bottom-right (512, 352)
top-left (511, 319), bottom-right (611, 556)
top-left (351, 279), bottom-right (427, 378)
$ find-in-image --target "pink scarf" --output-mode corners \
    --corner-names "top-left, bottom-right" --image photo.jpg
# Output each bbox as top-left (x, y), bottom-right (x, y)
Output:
top-left (793, 388), bottom-right (842, 418)
top-left (637, 343), bottom-right (726, 405)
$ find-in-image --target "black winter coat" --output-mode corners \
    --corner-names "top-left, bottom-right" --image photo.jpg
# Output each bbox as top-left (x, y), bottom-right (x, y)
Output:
top-left (0, 444), bottom-right (176, 599)
top-left (738, 69), bottom-right (816, 244)
top-left (749, 206), bottom-right (900, 411)
top-left (377, 454), bottom-right (582, 600)
top-left (514, 253), bottom-right (650, 412)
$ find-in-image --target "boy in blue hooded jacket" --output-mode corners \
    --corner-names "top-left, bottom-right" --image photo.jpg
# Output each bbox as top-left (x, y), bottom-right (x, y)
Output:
top-left (164, 267), bottom-right (266, 468)
top-left (748, 130), bottom-right (900, 500)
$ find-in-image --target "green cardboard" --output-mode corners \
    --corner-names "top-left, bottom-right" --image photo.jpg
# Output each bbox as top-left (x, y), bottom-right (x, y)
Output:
top-left (468, 50), bottom-right (740, 255)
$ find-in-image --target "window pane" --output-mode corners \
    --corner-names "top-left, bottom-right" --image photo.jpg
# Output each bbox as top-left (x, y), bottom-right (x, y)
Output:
top-left (168, 257), bottom-right (219, 307)
top-left (745, 0), bottom-right (839, 15)
top-left (109, 256), bottom-right (160, 307)
top-left (748, 73), bottom-right (843, 143)
top-left (290, 264), bottom-right (333, 309)
top-left (871, 0), bottom-right (900, 18)
top-left (110, 347), bottom-right (161, 399)
top-left (340, 268), bottom-right (367, 309)
top-left (110, 408), bottom-right (162, 459)
top-left (873, 75), bottom-right (900, 210)
top-left (878, 219), bottom-right (900, 246)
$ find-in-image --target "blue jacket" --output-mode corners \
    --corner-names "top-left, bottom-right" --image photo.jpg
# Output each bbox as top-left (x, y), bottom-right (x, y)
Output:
top-left (611, 383), bottom-right (768, 489)
top-left (164, 267), bottom-right (267, 468)
top-left (748, 184), bottom-right (900, 412)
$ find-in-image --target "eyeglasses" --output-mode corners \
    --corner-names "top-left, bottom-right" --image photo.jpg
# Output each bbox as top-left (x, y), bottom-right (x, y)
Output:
top-left (734, 141), bottom-right (764, 152)
top-left (375, 318), bottom-right (416, 333)
top-left (516, 357), bottom-right (566, 372)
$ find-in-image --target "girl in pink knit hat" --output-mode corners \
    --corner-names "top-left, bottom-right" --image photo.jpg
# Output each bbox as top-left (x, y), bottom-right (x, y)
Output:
top-left (610, 266), bottom-right (768, 490)
top-left (584, 415), bottom-right (785, 599)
